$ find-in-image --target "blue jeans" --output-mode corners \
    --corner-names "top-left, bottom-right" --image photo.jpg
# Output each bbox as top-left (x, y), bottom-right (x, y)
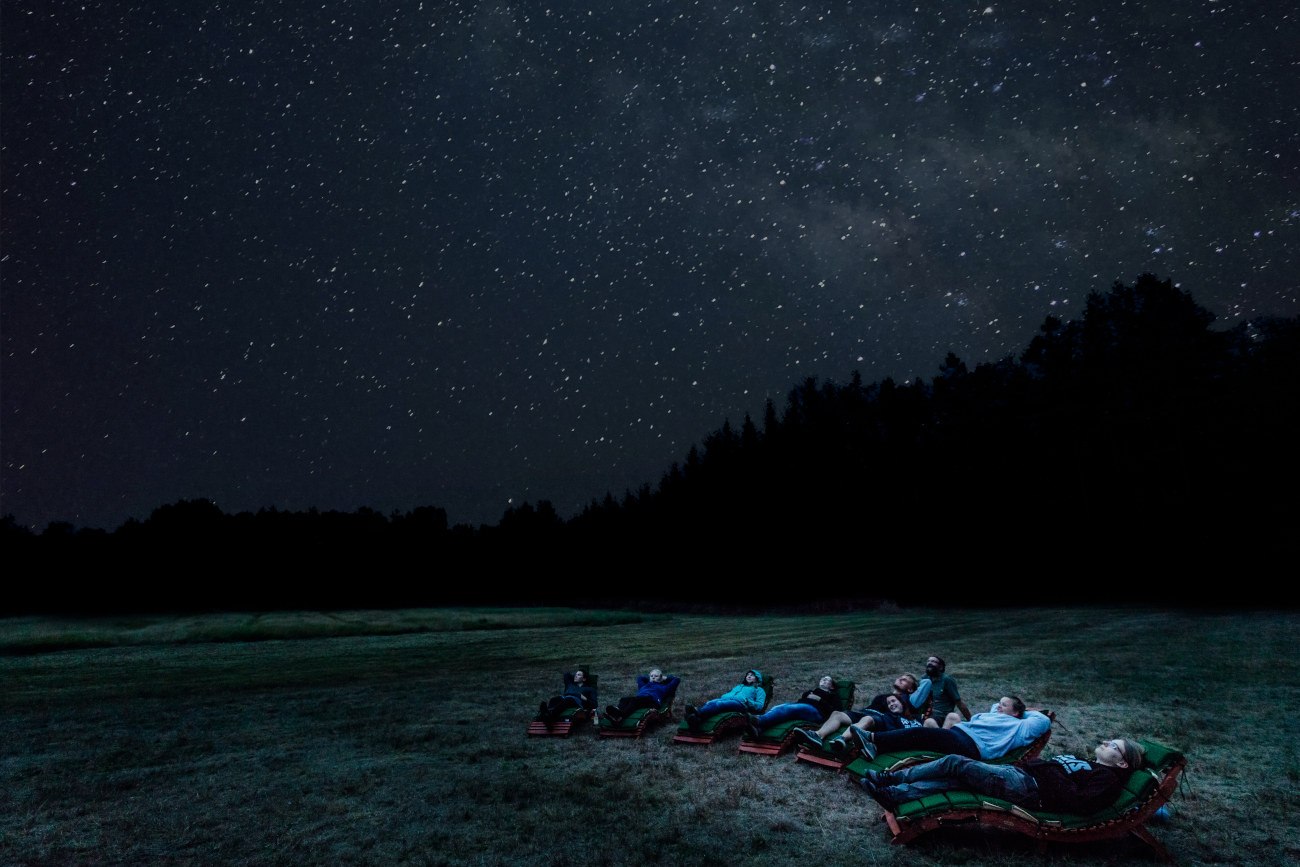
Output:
top-left (695, 698), bottom-right (748, 717)
top-left (752, 703), bottom-right (821, 729)
top-left (886, 755), bottom-right (1040, 808)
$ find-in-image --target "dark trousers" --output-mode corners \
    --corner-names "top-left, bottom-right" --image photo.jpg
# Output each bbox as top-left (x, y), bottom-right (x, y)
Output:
top-left (872, 725), bottom-right (980, 759)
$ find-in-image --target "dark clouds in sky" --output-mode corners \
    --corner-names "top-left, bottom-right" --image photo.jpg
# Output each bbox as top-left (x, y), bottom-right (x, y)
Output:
top-left (3, 1), bottom-right (1297, 530)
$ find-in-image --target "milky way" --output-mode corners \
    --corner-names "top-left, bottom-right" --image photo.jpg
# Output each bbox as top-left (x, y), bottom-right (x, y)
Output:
top-left (3, 1), bottom-right (1297, 530)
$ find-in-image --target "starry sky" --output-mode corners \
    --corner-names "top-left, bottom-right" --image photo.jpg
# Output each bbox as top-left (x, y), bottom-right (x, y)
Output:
top-left (3, 1), bottom-right (1297, 531)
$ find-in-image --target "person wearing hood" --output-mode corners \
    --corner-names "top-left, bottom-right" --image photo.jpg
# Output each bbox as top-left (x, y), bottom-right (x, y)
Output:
top-left (683, 669), bottom-right (766, 731)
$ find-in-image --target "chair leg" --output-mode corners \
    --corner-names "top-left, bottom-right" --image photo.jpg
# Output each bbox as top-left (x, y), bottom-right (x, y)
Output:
top-left (1129, 825), bottom-right (1173, 863)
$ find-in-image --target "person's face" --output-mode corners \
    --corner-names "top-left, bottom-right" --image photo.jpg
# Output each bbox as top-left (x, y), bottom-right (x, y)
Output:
top-left (995, 696), bottom-right (1018, 715)
top-left (744, 671), bottom-right (758, 684)
top-left (885, 694), bottom-right (905, 714)
top-left (819, 675), bottom-right (834, 690)
top-left (573, 671), bottom-right (584, 682)
top-left (648, 670), bottom-right (663, 682)
top-left (894, 675), bottom-right (915, 694)
top-left (925, 657), bottom-right (942, 675)
top-left (1095, 739), bottom-right (1129, 767)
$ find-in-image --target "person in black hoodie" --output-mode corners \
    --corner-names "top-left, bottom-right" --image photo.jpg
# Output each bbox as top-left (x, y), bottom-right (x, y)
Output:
top-left (747, 675), bottom-right (842, 736)
top-left (855, 737), bottom-right (1144, 815)
top-left (536, 669), bottom-right (598, 724)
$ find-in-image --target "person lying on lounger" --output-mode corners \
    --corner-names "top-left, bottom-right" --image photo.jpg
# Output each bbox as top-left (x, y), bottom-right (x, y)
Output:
top-left (746, 675), bottom-right (841, 736)
top-left (853, 737), bottom-right (1144, 815)
top-left (604, 668), bottom-right (680, 724)
top-left (836, 695), bottom-right (1051, 762)
top-left (794, 674), bottom-right (922, 750)
top-left (683, 668), bottom-right (766, 731)
top-left (536, 669), bottom-right (598, 724)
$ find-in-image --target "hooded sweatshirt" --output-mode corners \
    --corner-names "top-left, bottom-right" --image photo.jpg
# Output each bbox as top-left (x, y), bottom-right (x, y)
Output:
top-left (714, 669), bottom-right (767, 711)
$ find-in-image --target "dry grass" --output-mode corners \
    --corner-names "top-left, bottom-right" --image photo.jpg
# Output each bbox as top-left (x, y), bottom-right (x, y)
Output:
top-left (2, 607), bottom-right (1297, 865)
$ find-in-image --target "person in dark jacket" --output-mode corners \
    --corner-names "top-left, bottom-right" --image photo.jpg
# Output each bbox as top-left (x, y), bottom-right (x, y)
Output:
top-left (854, 737), bottom-right (1144, 815)
top-left (747, 675), bottom-right (842, 735)
top-left (537, 669), bottom-right (598, 724)
top-left (794, 673), bottom-right (921, 749)
top-left (604, 669), bottom-right (680, 723)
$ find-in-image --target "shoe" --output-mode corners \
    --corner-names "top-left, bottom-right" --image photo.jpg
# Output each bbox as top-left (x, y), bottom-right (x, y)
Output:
top-left (868, 784), bottom-right (901, 814)
top-left (685, 704), bottom-right (697, 717)
top-left (605, 706), bottom-right (621, 723)
top-left (829, 736), bottom-right (849, 758)
top-left (851, 777), bottom-right (900, 813)
top-left (746, 715), bottom-right (763, 739)
top-left (861, 769), bottom-right (893, 788)
top-left (686, 712), bottom-right (702, 731)
top-left (538, 701), bottom-right (549, 720)
top-left (793, 728), bottom-right (824, 749)
top-left (849, 726), bottom-right (877, 761)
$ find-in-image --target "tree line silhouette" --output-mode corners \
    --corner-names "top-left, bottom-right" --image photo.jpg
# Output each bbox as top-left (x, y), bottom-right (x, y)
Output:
top-left (5, 274), bottom-right (1298, 613)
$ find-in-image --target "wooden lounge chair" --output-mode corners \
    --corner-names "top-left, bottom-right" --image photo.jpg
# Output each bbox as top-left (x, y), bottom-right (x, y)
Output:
top-left (835, 709), bottom-right (1055, 776)
top-left (738, 677), bottom-right (856, 757)
top-left (672, 672), bottom-right (776, 746)
top-left (876, 739), bottom-right (1186, 861)
top-left (598, 674), bottom-right (681, 739)
top-left (527, 669), bottom-right (599, 738)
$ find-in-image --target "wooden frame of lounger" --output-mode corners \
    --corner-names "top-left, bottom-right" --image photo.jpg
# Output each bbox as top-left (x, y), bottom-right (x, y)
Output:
top-left (598, 675), bottom-right (681, 739)
top-left (878, 739), bottom-right (1186, 862)
top-left (738, 678), bottom-right (856, 757)
top-left (672, 673), bottom-right (776, 746)
top-left (526, 708), bottom-right (594, 737)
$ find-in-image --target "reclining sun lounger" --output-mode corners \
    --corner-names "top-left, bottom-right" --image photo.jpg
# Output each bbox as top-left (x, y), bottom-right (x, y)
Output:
top-left (526, 669), bottom-right (599, 738)
top-left (598, 674), bottom-right (681, 739)
top-left (738, 678), bottom-right (856, 757)
top-left (673, 672), bottom-right (776, 746)
top-left (875, 739), bottom-right (1186, 861)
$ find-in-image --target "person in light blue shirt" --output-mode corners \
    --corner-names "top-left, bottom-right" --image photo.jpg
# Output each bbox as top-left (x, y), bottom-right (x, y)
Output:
top-left (844, 695), bottom-right (1051, 762)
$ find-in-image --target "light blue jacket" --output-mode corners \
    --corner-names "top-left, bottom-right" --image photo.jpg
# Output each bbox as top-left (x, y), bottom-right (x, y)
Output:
top-left (958, 706), bottom-right (1052, 759)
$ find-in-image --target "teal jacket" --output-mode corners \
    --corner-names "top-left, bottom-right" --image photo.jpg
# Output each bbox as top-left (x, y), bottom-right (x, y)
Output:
top-left (715, 669), bottom-right (766, 711)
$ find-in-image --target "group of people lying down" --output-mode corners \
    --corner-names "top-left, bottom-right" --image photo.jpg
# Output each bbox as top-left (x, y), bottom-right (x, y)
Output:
top-left (535, 655), bottom-right (1146, 817)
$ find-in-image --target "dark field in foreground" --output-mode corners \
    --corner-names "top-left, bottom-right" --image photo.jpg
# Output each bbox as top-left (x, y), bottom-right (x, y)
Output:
top-left (3, 607), bottom-right (1297, 866)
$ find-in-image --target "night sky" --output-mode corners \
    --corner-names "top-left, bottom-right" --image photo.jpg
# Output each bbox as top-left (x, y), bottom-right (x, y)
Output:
top-left (3, 2), bottom-right (1297, 531)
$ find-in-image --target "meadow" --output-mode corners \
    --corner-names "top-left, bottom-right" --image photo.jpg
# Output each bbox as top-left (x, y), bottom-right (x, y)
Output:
top-left (2, 606), bottom-right (1297, 866)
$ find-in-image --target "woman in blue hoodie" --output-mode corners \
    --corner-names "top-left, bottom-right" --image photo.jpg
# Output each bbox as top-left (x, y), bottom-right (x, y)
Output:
top-left (683, 669), bottom-right (766, 731)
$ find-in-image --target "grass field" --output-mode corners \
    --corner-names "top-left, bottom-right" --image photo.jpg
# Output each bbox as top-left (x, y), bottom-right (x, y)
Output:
top-left (3, 606), bottom-right (1297, 866)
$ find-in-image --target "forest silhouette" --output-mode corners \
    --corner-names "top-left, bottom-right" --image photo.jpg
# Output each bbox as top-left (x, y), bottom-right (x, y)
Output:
top-left (5, 274), bottom-right (1297, 613)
